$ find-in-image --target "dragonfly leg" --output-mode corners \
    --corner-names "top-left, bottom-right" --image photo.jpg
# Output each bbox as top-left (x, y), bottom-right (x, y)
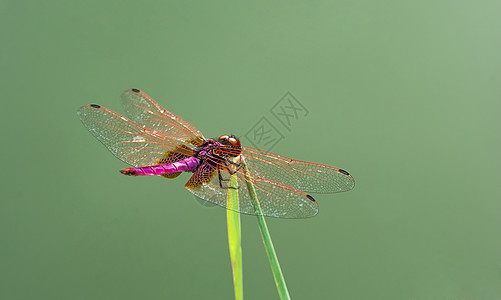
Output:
top-left (222, 159), bottom-right (243, 176)
top-left (217, 166), bottom-right (238, 190)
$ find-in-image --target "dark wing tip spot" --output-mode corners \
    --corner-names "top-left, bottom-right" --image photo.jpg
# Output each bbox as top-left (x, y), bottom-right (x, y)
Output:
top-left (90, 104), bottom-right (101, 108)
top-left (131, 88), bottom-right (140, 93)
top-left (338, 169), bottom-right (350, 176)
top-left (306, 194), bottom-right (316, 202)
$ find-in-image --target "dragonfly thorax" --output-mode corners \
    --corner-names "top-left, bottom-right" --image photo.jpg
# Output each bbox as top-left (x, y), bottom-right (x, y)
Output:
top-left (193, 139), bottom-right (223, 161)
top-left (193, 135), bottom-right (242, 162)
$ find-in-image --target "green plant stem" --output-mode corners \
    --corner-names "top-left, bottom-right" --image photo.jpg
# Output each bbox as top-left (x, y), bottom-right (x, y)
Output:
top-left (227, 174), bottom-right (243, 300)
top-left (242, 160), bottom-right (291, 300)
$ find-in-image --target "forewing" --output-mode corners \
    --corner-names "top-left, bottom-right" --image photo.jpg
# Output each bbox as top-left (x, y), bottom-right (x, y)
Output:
top-left (77, 104), bottom-right (195, 167)
top-left (227, 146), bottom-right (355, 193)
top-left (185, 160), bottom-right (318, 218)
top-left (121, 89), bottom-right (204, 146)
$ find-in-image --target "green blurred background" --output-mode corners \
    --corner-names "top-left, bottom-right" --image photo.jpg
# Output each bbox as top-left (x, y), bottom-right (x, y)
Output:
top-left (1, 0), bottom-right (500, 299)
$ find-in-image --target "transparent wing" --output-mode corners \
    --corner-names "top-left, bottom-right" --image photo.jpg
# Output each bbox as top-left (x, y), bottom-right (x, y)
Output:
top-left (120, 89), bottom-right (204, 145)
top-left (185, 158), bottom-right (318, 218)
top-left (77, 104), bottom-right (196, 167)
top-left (220, 146), bottom-right (355, 194)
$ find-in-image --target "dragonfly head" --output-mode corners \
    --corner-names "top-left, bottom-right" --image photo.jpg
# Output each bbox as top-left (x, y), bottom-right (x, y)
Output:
top-left (217, 135), bottom-right (241, 157)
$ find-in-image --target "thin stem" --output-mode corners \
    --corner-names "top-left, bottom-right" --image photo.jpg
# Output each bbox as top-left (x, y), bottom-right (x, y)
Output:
top-left (227, 174), bottom-right (243, 300)
top-left (241, 159), bottom-right (291, 300)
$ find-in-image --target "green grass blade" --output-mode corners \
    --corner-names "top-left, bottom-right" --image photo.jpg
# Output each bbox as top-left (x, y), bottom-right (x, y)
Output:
top-left (227, 174), bottom-right (243, 300)
top-left (241, 160), bottom-right (291, 300)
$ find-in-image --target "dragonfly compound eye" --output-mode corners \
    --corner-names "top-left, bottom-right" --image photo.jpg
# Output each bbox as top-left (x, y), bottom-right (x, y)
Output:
top-left (226, 138), bottom-right (241, 157)
top-left (218, 135), bottom-right (229, 143)
top-left (228, 137), bottom-right (240, 146)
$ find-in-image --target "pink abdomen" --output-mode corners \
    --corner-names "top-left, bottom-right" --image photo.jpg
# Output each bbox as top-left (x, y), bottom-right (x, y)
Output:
top-left (120, 157), bottom-right (200, 176)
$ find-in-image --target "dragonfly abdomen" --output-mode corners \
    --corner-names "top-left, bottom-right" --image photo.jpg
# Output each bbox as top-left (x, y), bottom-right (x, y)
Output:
top-left (120, 157), bottom-right (200, 176)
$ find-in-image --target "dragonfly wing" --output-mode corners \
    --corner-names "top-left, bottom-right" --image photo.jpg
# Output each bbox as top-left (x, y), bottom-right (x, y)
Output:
top-left (235, 146), bottom-right (355, 194)
top-left (184, 160), bottom-right (221, 199)
top-left (241, 176), bottom-right (319, 218)
top-left (121, 89), bottom-right (204, 146)
top-left (185, 160), bottom-right (318, 218)
top-left (157, 146), bottom-right (198, 178)
top-left (77, 104), bottom-right (195, 167)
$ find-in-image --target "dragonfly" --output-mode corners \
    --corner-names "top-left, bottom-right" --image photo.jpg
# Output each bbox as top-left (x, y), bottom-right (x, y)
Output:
top-left (77, 89), bottom-right (354, 218)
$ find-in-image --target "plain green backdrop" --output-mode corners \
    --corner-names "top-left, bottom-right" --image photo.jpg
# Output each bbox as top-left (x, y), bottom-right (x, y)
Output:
top-left (1, 0), bottom-right (500, 299)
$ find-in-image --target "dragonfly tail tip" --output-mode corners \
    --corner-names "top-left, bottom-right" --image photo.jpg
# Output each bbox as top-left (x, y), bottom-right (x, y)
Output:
top-left (120, 168), bottom-right (137, 176)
